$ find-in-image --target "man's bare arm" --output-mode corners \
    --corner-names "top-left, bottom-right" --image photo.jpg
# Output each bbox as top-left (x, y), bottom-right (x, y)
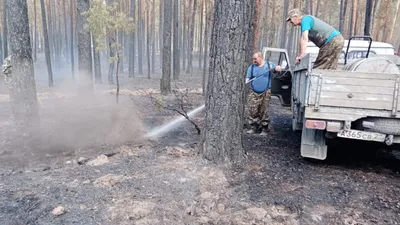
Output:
top-left (298, 30), bottom-right (309, 58)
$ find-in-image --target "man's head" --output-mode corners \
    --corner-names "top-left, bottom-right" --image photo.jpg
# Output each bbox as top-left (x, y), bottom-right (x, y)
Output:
top-left (252, 52), bottom-right (263, 66)
top-left (286, 8), bottom-right (303, 26)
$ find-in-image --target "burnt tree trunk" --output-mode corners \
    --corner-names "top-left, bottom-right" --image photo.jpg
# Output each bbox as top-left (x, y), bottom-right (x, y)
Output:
top-left (173, 0), bottom-right (180, 80)
top-left (40, 0), bottom-right (53, 87)
top-left (4, 0), bottom-right (39, 125)
top-left (129, 0), bottom-right (136, 77)
top-left (77, 0), bottom-right (93, 89)
top-left (161, 0), bottom-right (172, 95)
top-left (201, 0), bottom-right (256, 164)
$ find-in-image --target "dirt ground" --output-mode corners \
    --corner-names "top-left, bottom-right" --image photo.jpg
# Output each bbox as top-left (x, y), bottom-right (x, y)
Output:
top-left (0, 62), bottom-right (399, 225)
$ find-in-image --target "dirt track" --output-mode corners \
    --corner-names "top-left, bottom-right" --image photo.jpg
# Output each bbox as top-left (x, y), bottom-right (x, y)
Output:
top-left (0, 74), bottom-right (399, 225)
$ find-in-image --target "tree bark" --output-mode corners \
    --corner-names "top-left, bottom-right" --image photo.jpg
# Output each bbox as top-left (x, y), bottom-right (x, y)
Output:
top-left (33, 0), bottom-right (38, 62)
top-left (4, 0), bottom-right (39, 125)
top-left (70, 0), bottom-right (75, 79)
top-left (201, 0), bottom-right (256, 164)
top-left (146, 3), bottom-right (151, 79)
top-left (161, 0), bottom-right (172, 95)
top-left (129, 0), bottom-right (136, 77)
top-left (186, 0), bottom-right (197, 74)
top-left (364, 0), bottom-right (373, 37)
top-left (3, 0), bottom-right (8, 60)
top-left (280, 0), bottom-right (289, 48)
top-left (315, 0), bottom-right (320, 17)
top-left (252, 0), bottom-right (261, 52)
top-left (92, 34), bottom-right (102, 84)
top-left (40, 0), bottom-right (53, 87)
top-left (182, 0), bottom-right (187, 70)
top-left (339, 0), bottom-right (347, 33)
top-left (202, 0), bottom-right (210, 96)
top-left (159, 0), bottom-right (163, 67)
top-left (77, 0), bottom-right (93, 89)
top-left (390, 0), bottom-right (400, 42)
top-left (137, 0), bottom-right (143, 74)
top-left (351, 0), bottom-right (358, 36)
top-left (151, 0), bottom-right (156, 74)
top-left (198, 0), bottom-right (204, 70)
top-left (63, 0), bottom-right (68, 59)
top-left (173, 0), bottom-right (180, 80)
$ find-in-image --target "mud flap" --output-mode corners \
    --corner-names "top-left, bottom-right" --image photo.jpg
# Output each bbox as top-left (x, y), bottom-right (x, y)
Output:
top-left (300, 126), bottom-right (327, 160)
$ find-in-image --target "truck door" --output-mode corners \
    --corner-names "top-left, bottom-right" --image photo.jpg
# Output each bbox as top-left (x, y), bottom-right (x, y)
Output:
top-left (262, 48), bottom-right (293, 107)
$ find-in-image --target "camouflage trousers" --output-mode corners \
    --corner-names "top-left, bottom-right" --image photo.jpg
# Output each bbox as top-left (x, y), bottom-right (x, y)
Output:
top-left (247, 89), bottom-right (271, 129)
top-left (313, 34), bottom-right (345, 70)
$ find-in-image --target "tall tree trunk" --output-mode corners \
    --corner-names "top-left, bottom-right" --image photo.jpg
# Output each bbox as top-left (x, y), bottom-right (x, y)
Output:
top-left (339, 0), bottom-right (348, 33)
top-left (352, 0), bottom-right (358, 36)
top-left (371, 0), bottom-right (379, 37)
top-left (146, 3), bottom-right (151, 79)
top-left (348, 0), bottom-right (354, 38)
top-left (161, 0), bottom-right (172, 95)
top-left (182, 0), bottom-right (187, 70)
top-left (108, 36), bottom-right (115, 84)
top-left (309, 0), bottom-right (313, 14)
top-left (202, 0), bottom-right (210, 96)
top-left (186, 0), bottom-right (197, 74)
top-left (63, 0), bottom-right (68, 59)
top-left (129, 0), bottom-right (136, 77)
top-left (315, 0), bottom-right (320, 17)
top-left (304, 0), bottom-right (309, 14)
top-left (364, 0), bottom-right (373, 37)
top-left (151, 0), bottom-right (156, 74)
top-left (280, 0), bottom-right (289, 48)
top-left (40, 0), bottom-right (53, 87)
top-left (33, 0), bottom-right (38, 62)
top-left (173, 0), bottom-right (180, 80)
top-left (201, 0), bottom-right (256, 164)
top-left (3, 0), bottom-right (8, 60)
top-left (159, 0), bottom-right (163, 68)
top-left (198, 0), bottom-right (204, 70)
top-left (252, 0), bottom-right (261, 52)
top-left (70, 0), bottom-right (75, 78)
top-left (5, 0), bottom-right (39, 125)
top-left (390, 0), bottom-right (400, 42)
top-left (92, 34), bottom-right (102, 84)
top-left (137, 0), bottom-right (143, 74)
top-left (77, 0), bottom-right (93, 89)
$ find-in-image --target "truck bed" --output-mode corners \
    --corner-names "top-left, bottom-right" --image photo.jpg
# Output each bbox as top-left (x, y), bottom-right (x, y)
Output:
top-left (302, 69), bottom-right (400, 121)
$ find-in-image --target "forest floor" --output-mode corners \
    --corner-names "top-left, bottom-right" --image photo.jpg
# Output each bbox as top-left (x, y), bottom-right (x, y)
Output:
top-left (0, 61), bottom-right (399, 225)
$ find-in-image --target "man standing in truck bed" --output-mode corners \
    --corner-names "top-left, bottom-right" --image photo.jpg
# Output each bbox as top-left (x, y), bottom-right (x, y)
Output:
top-left (286, 8), bottom-right (344, 69)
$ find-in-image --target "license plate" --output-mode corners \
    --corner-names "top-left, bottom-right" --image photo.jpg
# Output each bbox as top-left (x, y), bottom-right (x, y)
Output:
top-left (337, 129), bottom-right (386, 142)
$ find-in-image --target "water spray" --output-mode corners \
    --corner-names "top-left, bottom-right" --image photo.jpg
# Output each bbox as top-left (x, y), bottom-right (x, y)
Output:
top-left (145, 104), bottom-right (205, 138)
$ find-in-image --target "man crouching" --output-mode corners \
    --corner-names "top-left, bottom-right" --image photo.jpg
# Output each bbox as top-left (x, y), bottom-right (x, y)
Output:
top-left (246, 52), bottom-right (281, 135)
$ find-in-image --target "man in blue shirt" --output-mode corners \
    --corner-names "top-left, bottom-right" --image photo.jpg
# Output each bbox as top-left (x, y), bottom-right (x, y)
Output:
top-left (286, 8), bottom-right (344, 69)
top-left (246, 52), bottom-right (281, 135)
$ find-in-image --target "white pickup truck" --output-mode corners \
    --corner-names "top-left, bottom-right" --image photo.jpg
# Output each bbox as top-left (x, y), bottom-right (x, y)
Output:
top-left (263, 46), bottom-right (400, 160)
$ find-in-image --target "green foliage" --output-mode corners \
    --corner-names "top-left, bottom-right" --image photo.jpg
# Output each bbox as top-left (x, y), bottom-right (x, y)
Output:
top-left (83, 0), bottom-right (135, 60)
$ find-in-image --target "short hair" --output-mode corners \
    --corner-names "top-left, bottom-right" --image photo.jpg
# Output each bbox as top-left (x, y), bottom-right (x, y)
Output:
top-left (253, 52), bottom-right (263, 59)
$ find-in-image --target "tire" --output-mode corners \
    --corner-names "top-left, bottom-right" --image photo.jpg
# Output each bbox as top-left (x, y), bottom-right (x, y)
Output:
top-left (363, 118), bottom-right (400, 135)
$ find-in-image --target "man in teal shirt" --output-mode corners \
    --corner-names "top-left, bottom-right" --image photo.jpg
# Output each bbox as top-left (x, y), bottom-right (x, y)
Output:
top-left (286, 8), bottom-right (344, 69)
top-left (245, 52), bottom-right (281, 135)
